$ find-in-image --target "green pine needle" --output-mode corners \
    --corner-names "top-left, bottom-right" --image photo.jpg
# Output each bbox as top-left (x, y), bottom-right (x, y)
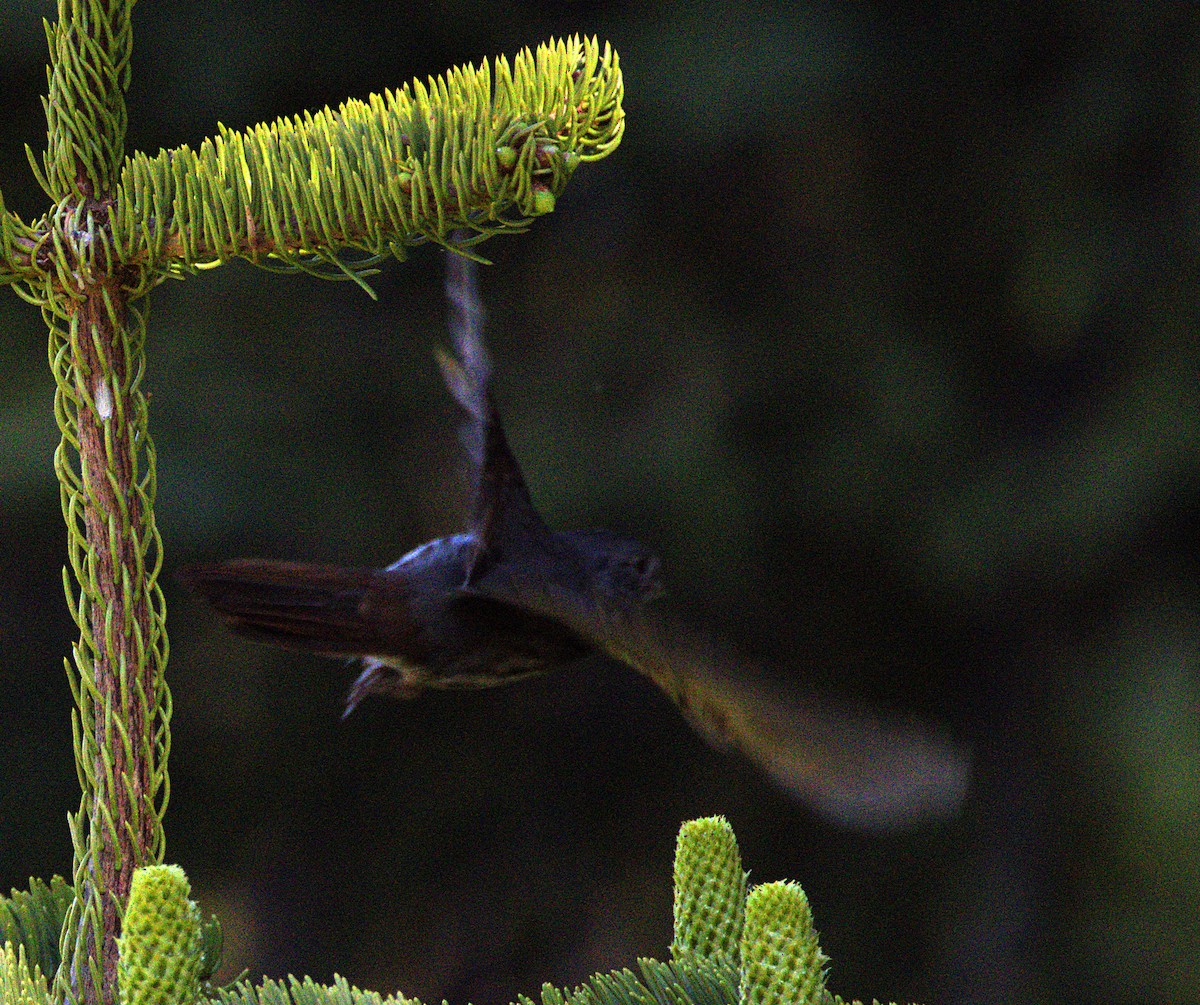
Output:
top-left (110, 35), bottom-right (624, 296)
top-left (0, 942), bottom-right (52, 1005)
top-left (0, 876), bottom-right (73, 991)
top-left (204, 973), bottom-right (417, 1005)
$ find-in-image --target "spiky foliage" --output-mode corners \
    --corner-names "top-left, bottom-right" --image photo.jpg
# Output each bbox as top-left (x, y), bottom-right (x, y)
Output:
top-left (670, 816), bottom-right (747, 965)
top-left (45, 282), bottom-right (171, 1005)
top-left (0, 942), bottom-right (53, 1005)
top-left (0, 877), bottom-right (73, 989)
top-left (5, 35), bottom-right (624, 299)
top-left (36, 0), bottom-right (133, 200)
top-left (111, 35), bottom-right (622, 294)
top-left (117, 865), bottom-right (204, 1005)
top-left (9, 6), bottom-right (173, 1005)
top-left (204, 974), bottom-right (417, 1005)
top-left (515, 956), bottom-right (738, 1005)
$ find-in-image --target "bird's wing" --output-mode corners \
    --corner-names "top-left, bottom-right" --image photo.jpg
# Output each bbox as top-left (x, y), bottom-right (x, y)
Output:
top-left (477, 572), bottom-right (970, 830)
top-left (440, 247), bottom-right (554, 584)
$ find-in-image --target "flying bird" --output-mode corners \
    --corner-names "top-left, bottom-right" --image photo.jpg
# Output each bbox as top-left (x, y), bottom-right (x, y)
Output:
top-left (180, 248), bottom-right (968, 830)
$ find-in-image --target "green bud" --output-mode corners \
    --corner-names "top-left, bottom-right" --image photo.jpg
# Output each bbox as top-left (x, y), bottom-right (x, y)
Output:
top-left (531, 186), bottom-right (556, 215)
top-left (117, 865), bottom-right (203, 1005)
top-left (741, 881), bottom-right (829, 1005)
top-left (670, 816), bottom-right (747, 964)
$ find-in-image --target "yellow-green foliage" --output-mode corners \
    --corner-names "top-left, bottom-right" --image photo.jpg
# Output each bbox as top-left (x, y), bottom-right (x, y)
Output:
top-left (112, 35), bottom-right (623, 290)
top-left (740, 881), bottom-right (828, 1005)
top-left (5, 36), bottom-right (623, 298)
top-left (208, 974), bottom-right (419, 1005)
top-left (671, 815), bottom-right (748, 964)
top-left (0, 876), bottom-right (73, 991)
top-left (510, 819), bottom-right (920, 1005)
top-left (2, 10), bottom-right (626, 1004)
top-left (118, 865), bottom-right (203, 1005)
top-left (516, 956), bottom-right (737, 1005)
top-left (0, 942), bottom-right (51, 1005)
top-left (37, 0), bottom-right (135, 199)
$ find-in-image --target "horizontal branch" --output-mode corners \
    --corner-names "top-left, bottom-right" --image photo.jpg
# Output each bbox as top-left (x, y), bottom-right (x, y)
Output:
top-left (1, 36), bottom-right (623, 297)
top-left (7, 39), bottom-right (628, 297)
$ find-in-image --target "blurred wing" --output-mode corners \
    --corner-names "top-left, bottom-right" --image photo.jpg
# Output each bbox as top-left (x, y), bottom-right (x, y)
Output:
top-left (480, 575), bottom-right (970, 830)
top-left (441, 247), bottom-right (553, 582)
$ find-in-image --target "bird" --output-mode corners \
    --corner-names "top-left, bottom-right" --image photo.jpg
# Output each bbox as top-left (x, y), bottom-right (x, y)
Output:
top-left (180, 246), bottom-right (969, 830)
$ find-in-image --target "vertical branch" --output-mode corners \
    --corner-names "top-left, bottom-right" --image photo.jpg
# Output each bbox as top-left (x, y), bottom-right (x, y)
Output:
top-left (36, 2), bottom-right (169, 1003)
top-left (41, 0), bottom-right (133, 200)
top-left (49, 278), bottom-right (170, 1005)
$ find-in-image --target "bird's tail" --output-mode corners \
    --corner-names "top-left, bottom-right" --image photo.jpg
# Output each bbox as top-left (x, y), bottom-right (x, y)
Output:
top-left (178, 559), bottom-right (417, 659)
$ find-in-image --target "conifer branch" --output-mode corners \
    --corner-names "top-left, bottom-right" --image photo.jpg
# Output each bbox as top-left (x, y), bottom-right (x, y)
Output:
top-left (16, 4), bottom-right (171, 1005)
top-left (5, 36), bottom-right (624, 298)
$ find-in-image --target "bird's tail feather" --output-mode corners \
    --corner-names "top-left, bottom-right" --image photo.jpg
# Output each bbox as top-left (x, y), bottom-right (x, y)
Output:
top-left (178, 559), bottom-right (408, 658)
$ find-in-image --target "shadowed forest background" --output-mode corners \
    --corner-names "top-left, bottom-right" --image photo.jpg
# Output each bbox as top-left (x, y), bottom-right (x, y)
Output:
top-left (1, 3), bottom-right (1197, 1004)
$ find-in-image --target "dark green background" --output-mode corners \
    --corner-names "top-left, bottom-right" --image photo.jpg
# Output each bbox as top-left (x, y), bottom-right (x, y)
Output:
top-left (2, 2), bottom-right (1197, 1003)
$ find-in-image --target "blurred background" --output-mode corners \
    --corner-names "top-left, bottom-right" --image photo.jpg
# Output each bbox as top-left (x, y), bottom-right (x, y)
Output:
top-left (1, 2), bottom-right (1198, 1003)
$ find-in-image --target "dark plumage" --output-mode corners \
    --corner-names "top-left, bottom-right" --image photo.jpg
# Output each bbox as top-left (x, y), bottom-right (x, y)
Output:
top-left (181, 246), bottom-right (969, 829)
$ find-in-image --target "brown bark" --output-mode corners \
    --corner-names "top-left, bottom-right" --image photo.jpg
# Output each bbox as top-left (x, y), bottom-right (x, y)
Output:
top-left (70, 275), bottom-right (155, 1004)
